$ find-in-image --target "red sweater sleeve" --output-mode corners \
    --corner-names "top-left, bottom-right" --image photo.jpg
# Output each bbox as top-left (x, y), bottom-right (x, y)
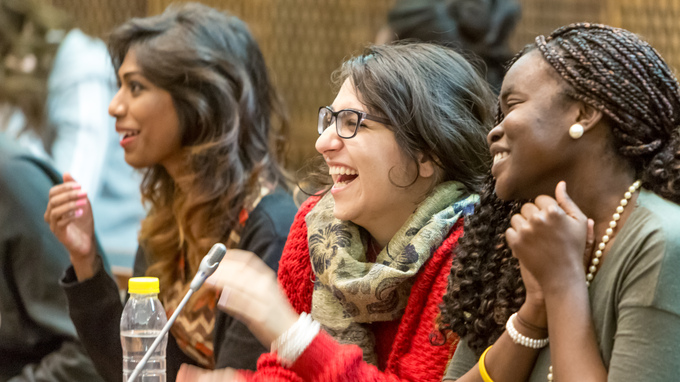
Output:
top-left (278, 196), bottom-right (319, 314)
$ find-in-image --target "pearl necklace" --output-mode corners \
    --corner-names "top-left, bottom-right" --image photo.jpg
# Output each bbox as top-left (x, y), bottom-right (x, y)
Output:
top-left (547, 180), bottom-right (641, 381)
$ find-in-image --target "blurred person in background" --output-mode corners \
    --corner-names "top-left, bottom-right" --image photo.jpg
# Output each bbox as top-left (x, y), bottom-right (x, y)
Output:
top-left (44, 3), bottom-right (297, 382)
top-left (0, 1), bottom-right (109, 380)
top-left (0, 105), bottom-right (103, 382)
top-left (376, 0), bottom-right (521, 93)
top-left (0, 0), bottom-right (144, 270)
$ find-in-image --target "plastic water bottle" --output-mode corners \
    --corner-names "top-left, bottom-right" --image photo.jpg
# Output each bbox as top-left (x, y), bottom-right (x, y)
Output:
top-left (121, 277), bottom-right (168, 382)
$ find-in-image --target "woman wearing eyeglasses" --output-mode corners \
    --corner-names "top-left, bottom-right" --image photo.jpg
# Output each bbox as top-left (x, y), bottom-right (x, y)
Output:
top-left (177, 42), bottom-right (495, 382)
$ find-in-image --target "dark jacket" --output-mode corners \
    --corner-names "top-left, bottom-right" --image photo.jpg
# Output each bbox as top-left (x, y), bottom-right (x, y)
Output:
top-left (0, 134), bottom-right (103, 382)
top-left (61, 188), bottom-right (297, 382)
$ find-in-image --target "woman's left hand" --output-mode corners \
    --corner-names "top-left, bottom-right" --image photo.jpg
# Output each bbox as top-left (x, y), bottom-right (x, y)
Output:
top-left (205, 249), bottom-right (300, 349)
top-left (505, 181), bottom-right (590, 293)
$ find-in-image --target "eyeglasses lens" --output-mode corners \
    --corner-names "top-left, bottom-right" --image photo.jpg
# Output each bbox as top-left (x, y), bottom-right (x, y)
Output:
top-left (318, 108), bottom-right (332, 135)
top-left (337, 110), bottom-right (358, 138)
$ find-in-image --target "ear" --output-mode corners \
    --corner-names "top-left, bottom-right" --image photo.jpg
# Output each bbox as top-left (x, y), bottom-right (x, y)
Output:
top-left (417, 153), bottom-right (436, 179)
top-left (575, 102), bottom-right (603, 132)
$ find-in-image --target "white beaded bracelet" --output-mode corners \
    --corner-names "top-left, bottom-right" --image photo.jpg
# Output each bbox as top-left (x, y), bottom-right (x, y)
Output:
top-left (506, 313), bottom-right (549, 349)
top-left (270, 312), bottom-right (321, 367)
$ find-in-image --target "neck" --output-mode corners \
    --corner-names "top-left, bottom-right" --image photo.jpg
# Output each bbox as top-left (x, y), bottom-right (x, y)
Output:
top-left (361, 201), bottom-right (419, 249)
top-left (161, 151), bottom-right (187, 187)
top-left (560, 149), bottom-right (637, 242)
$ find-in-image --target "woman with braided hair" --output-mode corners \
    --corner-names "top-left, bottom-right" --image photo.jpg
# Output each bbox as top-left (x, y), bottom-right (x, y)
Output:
top-left (442, 23), bottom-right (680, 381)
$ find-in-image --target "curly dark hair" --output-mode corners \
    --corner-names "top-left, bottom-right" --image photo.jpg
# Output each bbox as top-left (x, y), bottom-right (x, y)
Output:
top-left (440, 22), bottom-right (680, 356)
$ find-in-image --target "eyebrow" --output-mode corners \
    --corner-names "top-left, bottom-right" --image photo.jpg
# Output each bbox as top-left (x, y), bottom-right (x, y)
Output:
top-left (329, 105), bottom-right (370, 114)
top-left (119, 71), bottom-right (143, 81)
top-left (499, 85), bottom-right (515, 102)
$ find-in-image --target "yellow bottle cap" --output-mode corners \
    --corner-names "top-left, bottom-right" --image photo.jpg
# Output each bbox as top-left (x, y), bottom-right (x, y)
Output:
top-left (128, 277), bottom-right (160, 294)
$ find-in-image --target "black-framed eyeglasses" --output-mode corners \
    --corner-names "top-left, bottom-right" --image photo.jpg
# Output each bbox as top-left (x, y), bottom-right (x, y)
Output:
top-left (317, 106), bottom-right (390, 139)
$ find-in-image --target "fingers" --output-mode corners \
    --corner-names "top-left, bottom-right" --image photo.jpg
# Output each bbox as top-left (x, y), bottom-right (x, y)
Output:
top-left (216, 285), bottom-right (271, 324)
top-left (520, 202), bottom-right (539, 219)
top-left (206, 249), bottom-right (276, 291)
top-left (554, 181), bottom-right (586, 220)
top-left (62, 172), bottom-right (76, 183)
top-left (45, 182), bottom-right (86, 220)
top-left (46, 189), bottom-right (89, 226)
top-left (506, 213), bottom-right (528, 255)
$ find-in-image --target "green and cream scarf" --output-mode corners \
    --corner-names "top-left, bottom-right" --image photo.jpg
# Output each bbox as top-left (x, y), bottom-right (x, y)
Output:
top-left (305, 181), bottom-right (478, 365)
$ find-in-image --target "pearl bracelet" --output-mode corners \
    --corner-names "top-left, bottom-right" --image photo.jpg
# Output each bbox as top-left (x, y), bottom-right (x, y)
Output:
top-left (506, 313), bottom-right (549, 349)
top-left (271, 312), bottom-right (321, 367)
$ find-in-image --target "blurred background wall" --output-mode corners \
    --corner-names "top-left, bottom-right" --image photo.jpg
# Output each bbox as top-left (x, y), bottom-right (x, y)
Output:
top-left (46, 0), bottom-right (680, 173)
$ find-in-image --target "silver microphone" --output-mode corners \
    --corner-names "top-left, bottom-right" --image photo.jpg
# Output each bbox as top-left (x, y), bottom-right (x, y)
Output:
top-left (127, 243), bottom-right (227, 382)
top-left (190, 243), bottom-right (227, 291)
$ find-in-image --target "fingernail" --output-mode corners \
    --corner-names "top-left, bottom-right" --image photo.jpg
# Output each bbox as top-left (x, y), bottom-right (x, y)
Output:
top-left (75, 199), bottom-right (87, 207)
top-left (77, 191), bottom-right (87, 198)
top-left (74, 209), bottom-right (83, 218)
top-left (71, 184), bottom-right (81, 190)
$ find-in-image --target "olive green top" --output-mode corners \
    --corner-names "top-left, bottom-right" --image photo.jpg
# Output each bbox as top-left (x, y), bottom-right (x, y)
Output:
top-left (444, 189), bottom-right (680, 381)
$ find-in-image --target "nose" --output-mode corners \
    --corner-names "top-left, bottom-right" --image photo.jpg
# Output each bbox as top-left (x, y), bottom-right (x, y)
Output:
top-left (487, 122), bottom-right (505, 146)
top-left (315, 120), bottom-right (343, 156)
top-left (108, 88), bottom-right (126, 118)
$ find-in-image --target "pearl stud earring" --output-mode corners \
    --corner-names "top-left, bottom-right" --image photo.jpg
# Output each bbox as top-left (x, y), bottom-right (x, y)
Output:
top-left (569, 123), bottom-right (584, 139)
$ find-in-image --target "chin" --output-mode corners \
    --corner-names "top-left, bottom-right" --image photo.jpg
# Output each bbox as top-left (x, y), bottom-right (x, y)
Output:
top-left (492, 176), bottom-right (512, 201)
top-left (493, 178), bottom-right (525, 202)
top-left (123, 156), bottom-right (147, 170)
top-left (332, 205), bottom-right (349, 221)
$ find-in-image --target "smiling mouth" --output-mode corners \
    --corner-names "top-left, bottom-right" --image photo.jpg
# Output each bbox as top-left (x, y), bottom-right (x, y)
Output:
top-left (118, 130), bottom-right (140, 142)
top-left (329, 166), bottom-right (358, 187)
top-left (493, 152), bottom-right (509, 166)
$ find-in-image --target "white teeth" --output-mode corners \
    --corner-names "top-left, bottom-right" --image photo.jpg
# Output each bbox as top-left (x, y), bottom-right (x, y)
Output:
top-left (119, 130), bottom-right (140, 141)
top-left (328, 166), bottom-right (358, 176)
top-left (493, 152), bottom-right (508, 164)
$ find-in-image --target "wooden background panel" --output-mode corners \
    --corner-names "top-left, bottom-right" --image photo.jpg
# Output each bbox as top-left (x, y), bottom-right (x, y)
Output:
top-left (147, 0), bottom-right (396, 167)
top-left (45, 0), bottom-right (680, 171)
top-left (509, 0), bottom-right (604, 51)
top-left (49, 0), bottom-right (147, 39)
top-left (610, 0), bottom-right (680, 73)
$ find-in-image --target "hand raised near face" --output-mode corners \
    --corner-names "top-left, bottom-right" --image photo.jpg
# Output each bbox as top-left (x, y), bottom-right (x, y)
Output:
top-left (505, 181), bottom-right (594, 294)
top-left (205, 249), bottom-right (300, 349)
top-left (44, 172), bottom-right (98, 279)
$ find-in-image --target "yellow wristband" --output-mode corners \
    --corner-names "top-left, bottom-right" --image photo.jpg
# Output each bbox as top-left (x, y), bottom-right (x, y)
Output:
top-left (479, 345), bottom-right (495, 382)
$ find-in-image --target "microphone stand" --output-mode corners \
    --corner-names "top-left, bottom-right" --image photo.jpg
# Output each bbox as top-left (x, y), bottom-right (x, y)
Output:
top-left (126, 289), bottom-right (194, 382)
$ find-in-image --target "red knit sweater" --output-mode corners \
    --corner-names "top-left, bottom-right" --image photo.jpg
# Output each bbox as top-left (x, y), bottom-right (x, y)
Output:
top-left (240, 197), bottom-right (462, 382)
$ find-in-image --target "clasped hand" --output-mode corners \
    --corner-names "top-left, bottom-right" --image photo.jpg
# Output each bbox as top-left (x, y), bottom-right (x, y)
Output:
top-left (506, 181), bottom-right (594, 297)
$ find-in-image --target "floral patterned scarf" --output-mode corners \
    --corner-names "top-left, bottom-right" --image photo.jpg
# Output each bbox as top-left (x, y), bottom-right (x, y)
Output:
top-left (305, 181), bottom-right (477, 365)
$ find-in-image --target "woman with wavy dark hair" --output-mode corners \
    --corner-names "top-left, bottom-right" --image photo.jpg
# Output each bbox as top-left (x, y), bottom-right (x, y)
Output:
top-left (442, 23), bottom-right (680, 381)
top-left (177, 42), bottom-right (495, 382)
top-left (44, 3), bottom-right (297, 381)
